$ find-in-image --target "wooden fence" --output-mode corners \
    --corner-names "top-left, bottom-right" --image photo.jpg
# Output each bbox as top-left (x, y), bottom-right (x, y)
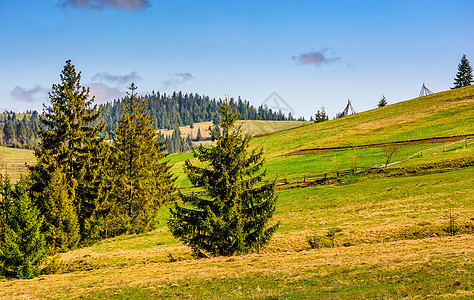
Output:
top-left (178, 137), bottom-right (474, 194)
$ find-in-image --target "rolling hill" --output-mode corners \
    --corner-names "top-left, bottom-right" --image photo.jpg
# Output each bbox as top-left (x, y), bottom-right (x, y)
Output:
top-left (0, 87), bottom-right (473, 299)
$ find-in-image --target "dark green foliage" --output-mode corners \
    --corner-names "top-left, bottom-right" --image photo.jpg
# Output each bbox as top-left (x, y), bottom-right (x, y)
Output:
top-left (168, 127), bottom-right (184, 153)
top-left (452, 54), bottom-right (473, 89)
top-left (29, 60), bottom-right (111, 247)
top-left (314, 107), bottom-right (329, 123)
top-left (185, 134), bottom-right (193, 151)
top-left (168, 100), bottom-right (279, 257)
top-left (196, 127), bottom-right (203, 141)
top-left (1, 92), bottom-right (299, 150)
top-left (0, 111), bottom-right (40, 149)
top-left (2, 120), bottom-right (15, 145)
top-left (0, 177), bottom-right (46, 279)
top-left (111, 83), bottom-right (176, 235)
top-left (377, 95), bottom-right (388, 108)
top-left (29, 161), bottom-right (80, 251)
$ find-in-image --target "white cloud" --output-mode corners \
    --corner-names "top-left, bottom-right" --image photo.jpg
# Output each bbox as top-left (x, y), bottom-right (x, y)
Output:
top-left (10, 85), bottom-right (48, 103)
top-left (87, 83), bottom-right (124, 103)
top-left (164, 72), bottom-right (195, 89)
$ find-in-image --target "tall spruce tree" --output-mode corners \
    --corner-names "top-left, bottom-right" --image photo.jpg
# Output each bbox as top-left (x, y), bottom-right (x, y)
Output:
top-left (29, 60), bottom-right (111, 246)
top-left (452, 54), bottom-right (473, 89)
top-left (168, 100), bottom-right (279, 257)
top-left (111, 83), bottom-right (176, 234)
top-left (0, 177), bottom-right (46, 279)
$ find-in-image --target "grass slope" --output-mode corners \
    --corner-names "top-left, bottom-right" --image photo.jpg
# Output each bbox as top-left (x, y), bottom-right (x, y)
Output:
top-left (0, 146), bottom-right (36, 182)
top-left (252, 85), bottom-right (474, 158)
top-left (1, 167), bottom-right (472, 299)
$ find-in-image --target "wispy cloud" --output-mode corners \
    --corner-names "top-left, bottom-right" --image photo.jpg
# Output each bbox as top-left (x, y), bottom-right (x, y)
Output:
top-left (58, 0), bottom-right (151, 11)
top-left (292, 48), bottom-right (340, 66)
top-left (91, 71), bottom-right (140, 86)
top-left (87, 83), bottom-right (124, 103)
top-left (164, 72), bottom-right (195, 89)
top-left (10, 86), bottom-right (49, 103)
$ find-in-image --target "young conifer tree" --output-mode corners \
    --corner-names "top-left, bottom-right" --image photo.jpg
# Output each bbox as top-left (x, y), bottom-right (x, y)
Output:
top-left (196, 127), bottom-right (203, 141)
top-left (29, 60), bottom-right (111, 246)
top-left (377, 95), bottom-right (388, 108)
top-left (111, 83), bottom-right (176, 234)
top-left (0, 177), bottom-right (46, 279)
top-left (168, 100), bottom-right (279, 257)
top-left (452, 54), bottom-right (473, 89)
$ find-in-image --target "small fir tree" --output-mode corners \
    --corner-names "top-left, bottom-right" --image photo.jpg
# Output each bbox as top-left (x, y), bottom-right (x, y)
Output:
top-left (452, 54), bottom-right (473, 89)
top-left (0, 177), bottom-right (46, 279)
top-left (377, 95), bottom-right (388, 108)
top-left (111, 83), bottom-right (176, 234)
top-left (314, 107), bottom-right (329, 123)
top-left (168, 100), bottom-right (279, 257)
top-left (196, 127), bottom-right (203, 141)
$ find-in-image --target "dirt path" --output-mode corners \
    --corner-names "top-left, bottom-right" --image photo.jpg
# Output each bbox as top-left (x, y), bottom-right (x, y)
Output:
top-left (285, 134), bottom-right (474, 156)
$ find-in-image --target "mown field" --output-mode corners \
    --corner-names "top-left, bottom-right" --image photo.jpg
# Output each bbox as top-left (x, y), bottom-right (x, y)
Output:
top-left (0, 86), bottom-right (473, 299)
top-left (0, 146), bottom-right (36, 182)
top-left (159, 120), bottom-right (309, 148)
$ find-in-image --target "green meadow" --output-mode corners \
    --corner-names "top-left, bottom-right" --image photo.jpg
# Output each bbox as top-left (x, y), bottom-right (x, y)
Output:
top-left (1, 86), bottom-right (473, 299)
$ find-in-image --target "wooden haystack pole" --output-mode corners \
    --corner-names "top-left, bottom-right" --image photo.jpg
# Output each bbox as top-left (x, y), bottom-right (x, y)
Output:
top-left (419, 83), bottom-right (433, 97)
top-left (340, 99), bottom-right (356, 117)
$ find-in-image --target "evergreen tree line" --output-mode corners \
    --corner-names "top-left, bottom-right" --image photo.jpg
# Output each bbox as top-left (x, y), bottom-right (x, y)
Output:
top-left (98, 92), bottom-right (300, 135)
top-left (0, 112), bottom-right (40, 149)
top-left (0, 61), bottom-right (278, 279)
top-left (0, 61), bottom-right (176, 278)
top-left (156, 128), bottom-right (194, 154)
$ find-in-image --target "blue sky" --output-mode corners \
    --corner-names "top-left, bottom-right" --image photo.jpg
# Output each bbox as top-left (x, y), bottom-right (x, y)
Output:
top-left (1, 0), bottom-right (473, 119)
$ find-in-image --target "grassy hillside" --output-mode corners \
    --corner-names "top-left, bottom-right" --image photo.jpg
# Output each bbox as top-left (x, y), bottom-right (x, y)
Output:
top-left (0, 146), bottom-right (36, 182)
top-left (1, 87), bottom-right (473, 299)
top-left (252, 85), bottom-right (474, 158)
top-left (1, 167), bottom-right (472, 299)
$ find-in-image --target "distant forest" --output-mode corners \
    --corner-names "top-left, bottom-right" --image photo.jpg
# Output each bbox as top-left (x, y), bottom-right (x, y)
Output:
top-left (98, 91), bottom-right (301, 134)
top-left (1, 91), bottom-right (302, 151)
top-left (0, 111), bottom-right (40, 149)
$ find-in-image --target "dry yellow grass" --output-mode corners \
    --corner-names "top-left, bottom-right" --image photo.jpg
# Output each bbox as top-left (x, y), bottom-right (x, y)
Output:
top-left (0, 235), bottom-right (472, 299)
